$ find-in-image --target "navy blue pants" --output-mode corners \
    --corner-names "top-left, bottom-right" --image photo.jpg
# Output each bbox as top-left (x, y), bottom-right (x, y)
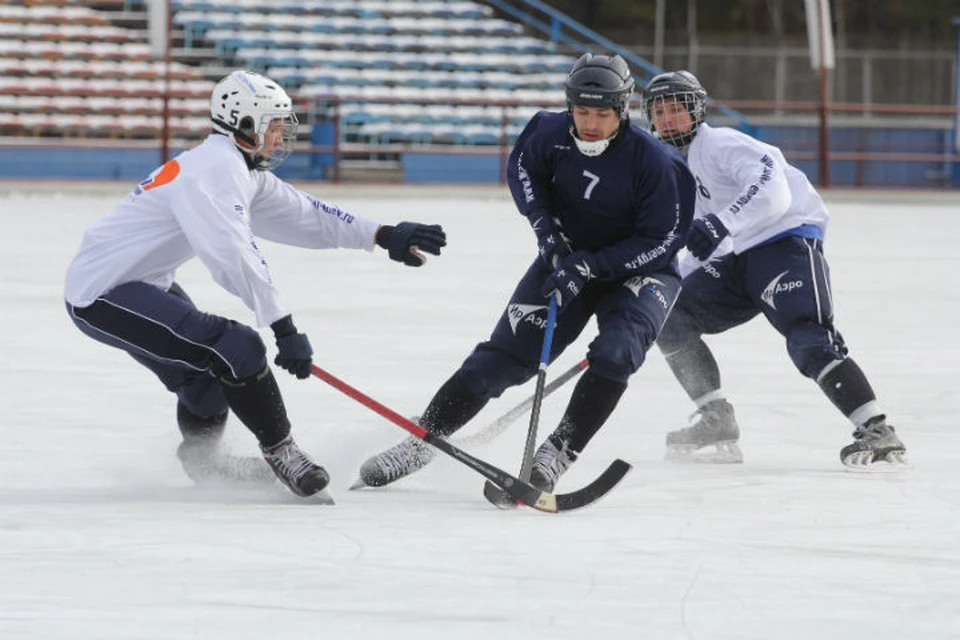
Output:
top-left (458, 258), bottom-right (682, 398)
top-left (658, 236), bottom-right (847, 378)
top-left (67, 282), bottom-right (267, 418)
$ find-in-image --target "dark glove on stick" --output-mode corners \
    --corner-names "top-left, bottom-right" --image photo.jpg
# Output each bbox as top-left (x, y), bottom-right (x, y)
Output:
top-left (686, 214), bottom-right (729, 261)
top-left (376, 222), bottom-right (447, 267)
top-left (530, 213), bottom-right (571, 269)
top-left (271, 315), bottom-right (313, 379)
top-left (540, 251), bottom-right (598, 309)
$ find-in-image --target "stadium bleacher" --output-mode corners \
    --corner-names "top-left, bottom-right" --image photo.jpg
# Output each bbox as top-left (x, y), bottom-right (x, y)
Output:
top-left (0, 0), bottom-right (210, 139)
top-left (0, 0), bottom-right (581, 146)
top-left (175, 0), bottom-right (575, 144)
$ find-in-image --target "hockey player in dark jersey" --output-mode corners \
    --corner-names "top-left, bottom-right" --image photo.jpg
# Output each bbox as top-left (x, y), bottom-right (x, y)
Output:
top-left (355, 54), bottom-right (695, 492)
top-left (643, 70), bottom-right (907, 469)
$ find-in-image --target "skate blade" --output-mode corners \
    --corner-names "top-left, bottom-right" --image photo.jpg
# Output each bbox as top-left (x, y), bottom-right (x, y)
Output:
top-left (842, 449), bottom-right (911, 472)
top-left (665, 441), bottom-right (743, 464)
top-left (308, 488), bottom-right (336, 505)
top-left (349, 477), bottom-right (371, 490)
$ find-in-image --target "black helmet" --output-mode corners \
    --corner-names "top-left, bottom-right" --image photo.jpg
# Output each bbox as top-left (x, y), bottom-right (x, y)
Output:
top-left (643, 70), bottom-right (708, 148)
top-left (564, 53), bottom-right (635, 119)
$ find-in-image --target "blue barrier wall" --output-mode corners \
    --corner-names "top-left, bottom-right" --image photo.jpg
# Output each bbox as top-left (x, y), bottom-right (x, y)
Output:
top-left (0, 123), bottom-right (956, 188)
top-left (756, 125), bottom-right (954, 188)
top-left (403, 153), bottom-right (502, 183)
top-left (0, 145), bottom-right (325, 182)
top-left (0, 147), bottom-right (165, 180)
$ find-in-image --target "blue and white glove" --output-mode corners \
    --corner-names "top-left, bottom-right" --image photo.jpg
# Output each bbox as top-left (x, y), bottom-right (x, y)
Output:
top-left (686, 214), bottom-right (729, 260)
top-left (540, 251), bottom-right (597, 309)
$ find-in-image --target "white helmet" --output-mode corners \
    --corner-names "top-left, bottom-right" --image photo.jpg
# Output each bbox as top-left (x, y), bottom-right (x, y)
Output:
top-left (210, 70), bottom-right (298, 170)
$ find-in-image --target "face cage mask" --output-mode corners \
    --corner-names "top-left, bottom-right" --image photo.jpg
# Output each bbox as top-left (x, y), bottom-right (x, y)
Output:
top-left (644, 92), bottom-right (704, 149)
top-left (241, 112), bottom-right (299, 171)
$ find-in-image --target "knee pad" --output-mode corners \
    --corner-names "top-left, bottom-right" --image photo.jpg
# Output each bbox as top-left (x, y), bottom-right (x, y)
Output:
top-left (588, 314), bottom-right (658, 383)
top-left (786, 323), bottom-right (848, 379)
top-left (213, 321), bottom-right (267, 380)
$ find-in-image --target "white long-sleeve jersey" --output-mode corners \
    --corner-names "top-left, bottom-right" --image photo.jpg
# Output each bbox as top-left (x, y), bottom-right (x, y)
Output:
top-left (65, 134), bottom-right (380, 327)
top-left (678, 123), bottom-right (829, 276)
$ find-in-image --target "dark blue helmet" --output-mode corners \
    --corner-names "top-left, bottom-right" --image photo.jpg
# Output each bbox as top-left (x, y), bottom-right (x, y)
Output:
top-left (564, 53), bottom-right (635, 119)
top-left (643, 70), bottom-right (708, 148)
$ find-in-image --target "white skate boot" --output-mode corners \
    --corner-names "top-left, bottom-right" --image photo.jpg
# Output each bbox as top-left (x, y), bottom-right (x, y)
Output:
top-left (528, 435), bottom-right (579, 492)
top-left (353, 435), bottom-right (436, 488)
top-left (840, 416), bottom-right (908, 469)
top-left (665, 399), bottom-right (743, 463)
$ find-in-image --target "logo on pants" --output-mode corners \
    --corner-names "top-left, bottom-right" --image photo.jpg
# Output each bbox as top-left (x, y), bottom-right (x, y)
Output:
top-left (506, 303), bottom-right (547, 335)
top-left (761, 271), bottom-right (804, 310)
top-left (624, 276), bottom-right (669, 309)
top-left (702, 259), bottom-right (722, 279)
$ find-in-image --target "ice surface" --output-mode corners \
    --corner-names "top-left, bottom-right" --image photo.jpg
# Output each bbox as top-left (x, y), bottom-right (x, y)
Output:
top-left (1, 184), bottom-right (957, 639)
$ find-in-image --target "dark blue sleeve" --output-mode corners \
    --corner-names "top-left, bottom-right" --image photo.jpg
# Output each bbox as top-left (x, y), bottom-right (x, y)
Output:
top-left (593, 150), bottom-right (695, 279)
top-left (506, 111), bottom-right (555, 233)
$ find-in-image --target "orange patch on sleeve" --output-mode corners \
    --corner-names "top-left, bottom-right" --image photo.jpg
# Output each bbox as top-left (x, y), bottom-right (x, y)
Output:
top-left (142, 159), bottom-right (180, 191)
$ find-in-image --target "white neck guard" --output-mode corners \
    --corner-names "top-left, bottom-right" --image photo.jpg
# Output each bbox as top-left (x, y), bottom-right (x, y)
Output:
top-left (571, 126), bottom-right (617, 157)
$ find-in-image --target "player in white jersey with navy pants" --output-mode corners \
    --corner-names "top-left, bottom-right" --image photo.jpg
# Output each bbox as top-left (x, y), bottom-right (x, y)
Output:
top-left (643, 71), bottom-right (907, 469)
top-left (64, 70), bottom-right (447, 497)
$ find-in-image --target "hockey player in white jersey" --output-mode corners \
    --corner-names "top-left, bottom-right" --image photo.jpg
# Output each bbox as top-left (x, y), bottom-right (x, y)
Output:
top-left (643, 70), bottom-right (907, 469)
top-left (64, 70), bottom-right (447, 498)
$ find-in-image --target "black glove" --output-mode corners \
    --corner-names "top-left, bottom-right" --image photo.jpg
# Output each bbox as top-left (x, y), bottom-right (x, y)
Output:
top-left (376, 222), bottom-right (447, 267)
top-left (270, 315), bottom-right (313, 379)
top-left (686, 214), bottom-right (729, 260)
top-left (540, 251), bottom-right (597, 309)
top-left (531, 213), bottom-right (572, 269)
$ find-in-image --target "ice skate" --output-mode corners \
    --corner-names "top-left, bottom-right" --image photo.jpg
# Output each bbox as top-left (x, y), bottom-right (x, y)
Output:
top-left (665, 399), bottom-right (743, 464)
top-left (261, 436), bottom-right (331, 497)
top-left (840, 416), bottom-right (908, 470)
top-left (352, 434), bottom-right (436, 489)
top-left (177, 440), bottom-right (277, 485)
top-left (528, 435), bottom-right (579, 492)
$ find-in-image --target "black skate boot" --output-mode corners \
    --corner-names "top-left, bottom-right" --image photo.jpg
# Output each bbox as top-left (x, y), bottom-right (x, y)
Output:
top-left (528, 435), bottom-right (579, 492)
top-left (665, 399), bottom-right (743, 463)
top-left (261, 436), bottom-right (331, 497)
top-left (353, 435), bottom-right (436, 488)
top-left (840, 415), bottom-right (908, 469)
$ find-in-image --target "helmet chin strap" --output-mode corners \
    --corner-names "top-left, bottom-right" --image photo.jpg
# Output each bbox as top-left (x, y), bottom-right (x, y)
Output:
top-left (211, 117), bottom-right (264, 160)
top-left (570, 125), bottom-right (618, 157)
top-left (235, 134), bottom-right (269, 169)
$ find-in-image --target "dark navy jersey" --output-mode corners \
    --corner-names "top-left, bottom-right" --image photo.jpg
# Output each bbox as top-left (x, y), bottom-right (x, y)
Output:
top-left (507, 110), bottom-right (694, 280)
